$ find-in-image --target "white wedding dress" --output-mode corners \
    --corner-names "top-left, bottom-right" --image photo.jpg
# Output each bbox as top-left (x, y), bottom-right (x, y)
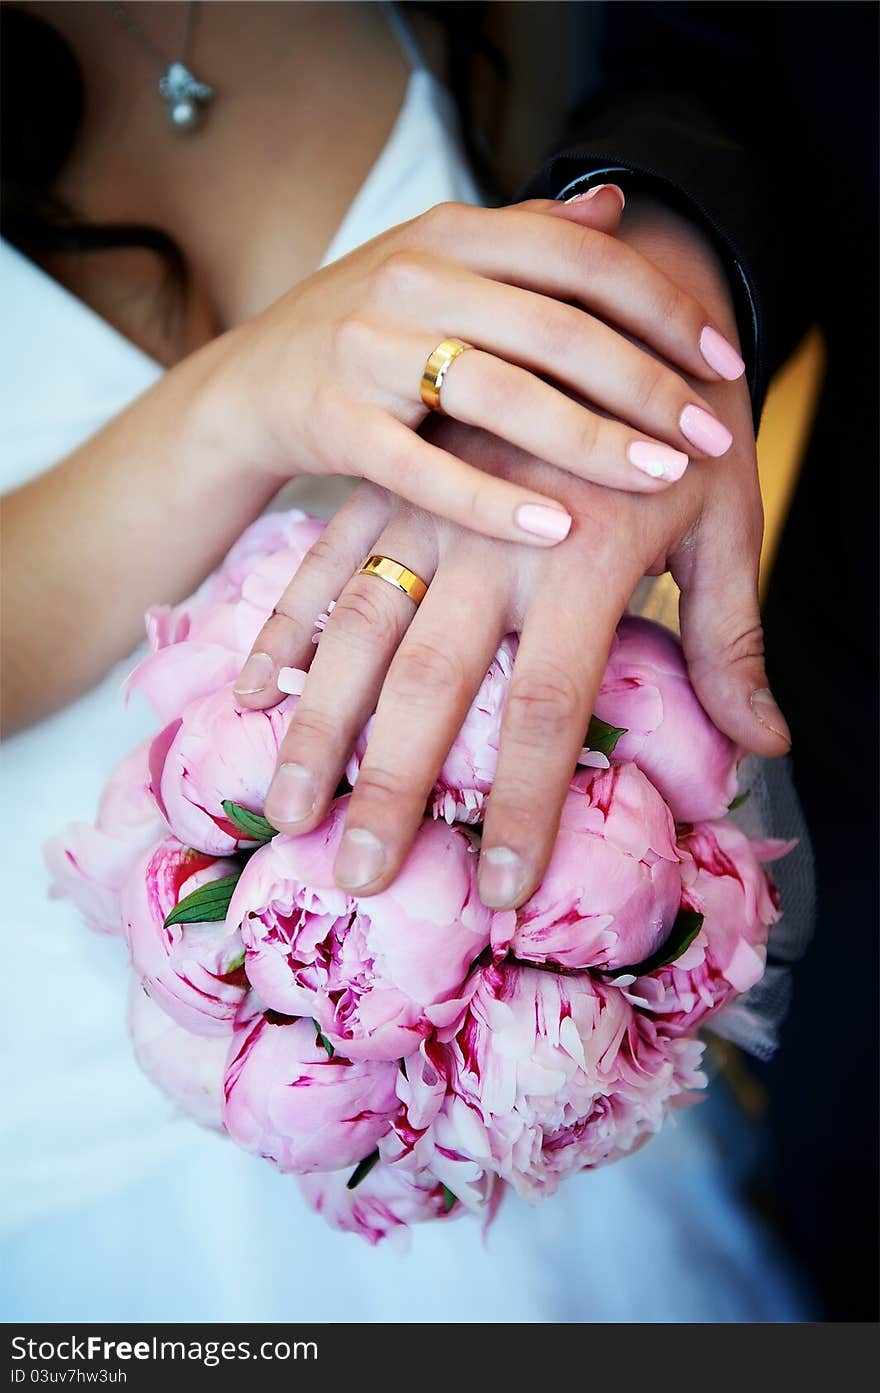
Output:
top-left (0, 13), bottom-right (809, 1322)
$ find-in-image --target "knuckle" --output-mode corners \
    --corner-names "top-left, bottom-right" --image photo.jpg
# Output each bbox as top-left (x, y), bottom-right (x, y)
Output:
top-left (389, 639), bottom-right (463, 703)
top-left (332, 314), bottom-right (377, 363)
top-left (652, 277), bottom-right (689, 331)
top-left (505, 664), bottom-right (581, 744)
top-left (287, 705), bottom-right (337, 749)
top-left (570, 225), bottom-right (611, 278)
top-left (415, 200), bottom-right (465, 241)
top-left (329, 579), bottom-right (396, 650)
top-left (301, 528), bottom-right (347, 579)
top-left (349, 764), bottom-right (403, 805)
top-left (373, 250), bottom-right (434, 303)
top-left (534, 302), bottom-right (579, 362)
top-left (574, 405), bottom-right (600, 459)
top-left (632, 361), bottom-right (672, 416)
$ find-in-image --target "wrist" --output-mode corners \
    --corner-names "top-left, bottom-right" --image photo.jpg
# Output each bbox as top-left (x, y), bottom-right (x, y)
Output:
top-left (176, 326), bottom-right (285, 491)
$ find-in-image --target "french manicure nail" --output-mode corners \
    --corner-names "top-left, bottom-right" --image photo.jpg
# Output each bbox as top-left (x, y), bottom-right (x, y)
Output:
top-left (699, 325), bottom-right (745, 381)
top-left (265, 762), bottom-right (316, 825)
top-left (515, 503), bottom-right (572, 542)
top-left (679, 404), bottom-right (734, 458)
top-left (478, 846), bottom-right (527, 908)
top-left (565, 183), bottom-right (626, 212)
top-left (334, 828), bottom-right (385, 890)
top-left (234, 651), bottom-right (275, 696)
top-left (627, 440), bottom-right (689, 482)
top-left (750, 688), bottom-right (792, 746)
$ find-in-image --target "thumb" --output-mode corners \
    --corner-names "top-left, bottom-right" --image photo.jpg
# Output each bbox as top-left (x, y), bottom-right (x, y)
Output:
top-left (676, 518), bottom-right (792, 759)
top-left (513, 184), bottom-right (626, 236)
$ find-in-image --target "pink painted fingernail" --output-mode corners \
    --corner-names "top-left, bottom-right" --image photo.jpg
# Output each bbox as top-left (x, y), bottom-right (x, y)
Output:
top-left (565, 183), bottom-right (626, 212)
top-left (334, 828), bottom-right (385, 890)
top-left (679, 404), bottom-right (733, 458)
top-left (699, 325), bottom-right (745, 380)
top-left (265, 762), bottom-right (316, 825)
top-left (515, 503), bottom-right (572, 542)
top-left (478, 846), bottom-right (527, 909)
top-left (234, 651), bottom-right (275, 696)
top-left (627, 440), bottom-right (689, 482)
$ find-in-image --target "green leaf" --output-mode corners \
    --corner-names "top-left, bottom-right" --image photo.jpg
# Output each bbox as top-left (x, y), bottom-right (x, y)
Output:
top-left (346, 1150), bottom-right (380, 1191)
top-left (163, 873), bottom-right (241, 929)
top-left (225, 947), bottom-right (246, 974)
top-left (221, 800), bottom-right (275, 843)
top-left (311, 1019), bottom-right (334, 1059)
top-left (728, 789), bottom-right (752, 813)
top-left (441, 1184), bottom-right (458, 1214)
top-left (585, 715), bottom-right (628, 756)
top-left (612, 908), bottom-right (705, 979)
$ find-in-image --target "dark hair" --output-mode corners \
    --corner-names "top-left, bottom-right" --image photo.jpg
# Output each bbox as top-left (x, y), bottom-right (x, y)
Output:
top-left (0, 5), bottom-right (186, 279)
top-left (0, 3), bottom-right (503, 284)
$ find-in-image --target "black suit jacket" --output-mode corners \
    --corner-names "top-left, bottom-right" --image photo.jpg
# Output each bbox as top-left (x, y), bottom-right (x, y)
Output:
top-left (520, 1), bottom-right (878, 1319)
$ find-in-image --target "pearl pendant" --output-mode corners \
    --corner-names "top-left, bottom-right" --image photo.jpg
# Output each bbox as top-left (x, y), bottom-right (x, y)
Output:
top-left (158, 62), bottom-right (214, 134)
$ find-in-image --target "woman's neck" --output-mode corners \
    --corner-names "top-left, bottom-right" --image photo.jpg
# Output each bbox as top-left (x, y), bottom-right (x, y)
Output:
top-left (23, 1), bottom-right (409, 361)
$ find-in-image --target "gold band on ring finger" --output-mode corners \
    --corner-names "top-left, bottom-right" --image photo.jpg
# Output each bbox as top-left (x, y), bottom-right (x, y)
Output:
top-left (358, 554), bottom-right (429, 606)
top-left (420, 337), bottom-right (473, 413)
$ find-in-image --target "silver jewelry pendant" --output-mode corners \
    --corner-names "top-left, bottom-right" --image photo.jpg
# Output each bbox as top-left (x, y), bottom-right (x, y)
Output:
top-left (158, 62), bottom-right (214, 132)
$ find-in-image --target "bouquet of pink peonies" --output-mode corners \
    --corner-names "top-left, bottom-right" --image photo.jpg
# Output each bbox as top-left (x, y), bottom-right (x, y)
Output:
top-left (46, 509), bottom-right (796, 1246)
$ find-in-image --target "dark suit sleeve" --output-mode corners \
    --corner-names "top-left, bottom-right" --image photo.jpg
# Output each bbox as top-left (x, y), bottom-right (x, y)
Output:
top-left (519, 2), bottom-right (813, 427)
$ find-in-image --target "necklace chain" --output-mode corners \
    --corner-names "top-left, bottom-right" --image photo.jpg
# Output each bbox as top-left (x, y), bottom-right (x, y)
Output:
top-left (109, 1), bottom-right (196, 71)
top-left (108, 2), bottom-right (214, 134)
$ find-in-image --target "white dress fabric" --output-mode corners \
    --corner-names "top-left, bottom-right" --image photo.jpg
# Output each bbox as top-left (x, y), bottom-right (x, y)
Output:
top-left (0, 30), bottom-right (810, 1322)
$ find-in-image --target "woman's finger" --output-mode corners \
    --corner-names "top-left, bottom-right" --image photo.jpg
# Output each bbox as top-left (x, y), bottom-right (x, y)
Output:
top-left (477, 543), bottom-right (641, 910)
top-left (234, 483), bottom-right (392, 709)
top-left (375, 266), bottom-right (732, 461)
top-left (331, 556), bottom-right (507, 894)
top-left (263, 519), bottom-right (438, 833)
top-left (323, 396), bottom-right (575, 545)
top-left (360, 330), bottom-right (693, 490)
top-left (404, 202), bottom-right (745, 385)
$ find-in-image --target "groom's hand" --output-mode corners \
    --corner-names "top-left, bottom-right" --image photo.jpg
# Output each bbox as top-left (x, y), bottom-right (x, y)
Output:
top-left (239, 195), bottom-right (790, 908)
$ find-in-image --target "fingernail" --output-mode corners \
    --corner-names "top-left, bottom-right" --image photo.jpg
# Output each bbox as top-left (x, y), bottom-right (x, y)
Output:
top-left (334, 828), bottom-right (385, 890)
top-left (478, 846), bottom-right (527, 908)
top-left (565, 183), bottom-right (626, 212)
top-left (265, 762), bottom-right (316, 825)
top-left (750, 688), bottom-right (792, 746)
top-left (234, 651), bottom-right (275, 696)
top-left (627, 440), bottom-right (689, 482)
top-left (679, 404), bottom-right (733, 458)
top-left (699, 325), bottom-right (745, 381)
top-left (515, 503), bottom-right (572, 542)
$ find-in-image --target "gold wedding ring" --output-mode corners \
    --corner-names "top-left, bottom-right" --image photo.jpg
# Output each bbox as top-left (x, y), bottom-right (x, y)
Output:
top-left (358, 554), bottom-right (429, 606)
top-left (420, 337), bottom-right (473, 412)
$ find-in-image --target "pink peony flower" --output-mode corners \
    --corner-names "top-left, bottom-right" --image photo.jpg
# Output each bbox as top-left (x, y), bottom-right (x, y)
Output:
top-left (127, 978), bottom-right (231, 1130)
top-left (222, 1015), bottom-right (400, 1173)
top-left (44, 738), bottom-right (167, 936)
top-left (382, 962), bottom-right (706, 1201)
top-left (347, 636), bottom-right (519, 825)
top-left (492, 764), bottom-right (681, 971)
top-left (159, 683), bottom-right (299, 854)
top-left (296, 1162), bottom-right (471, 1247)
top-left (121, 835), bottom-right (247, 1036)
top-left (227, 798), bottom-right (492, 1061)
top-left (593, 616), bottom-right (741, 822)
top-left (624, 821), bottom-right (792, 1032)
top-left (145, 510), bottom-right (325, 653)
top-left (129, 511), bottom-right (325, 722)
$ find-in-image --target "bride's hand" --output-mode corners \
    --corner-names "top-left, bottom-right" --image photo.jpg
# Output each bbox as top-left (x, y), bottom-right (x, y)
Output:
top-left (201, 189), bottom-right (741, 546)
top-left (235, 195), bottom-right (789, 908)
